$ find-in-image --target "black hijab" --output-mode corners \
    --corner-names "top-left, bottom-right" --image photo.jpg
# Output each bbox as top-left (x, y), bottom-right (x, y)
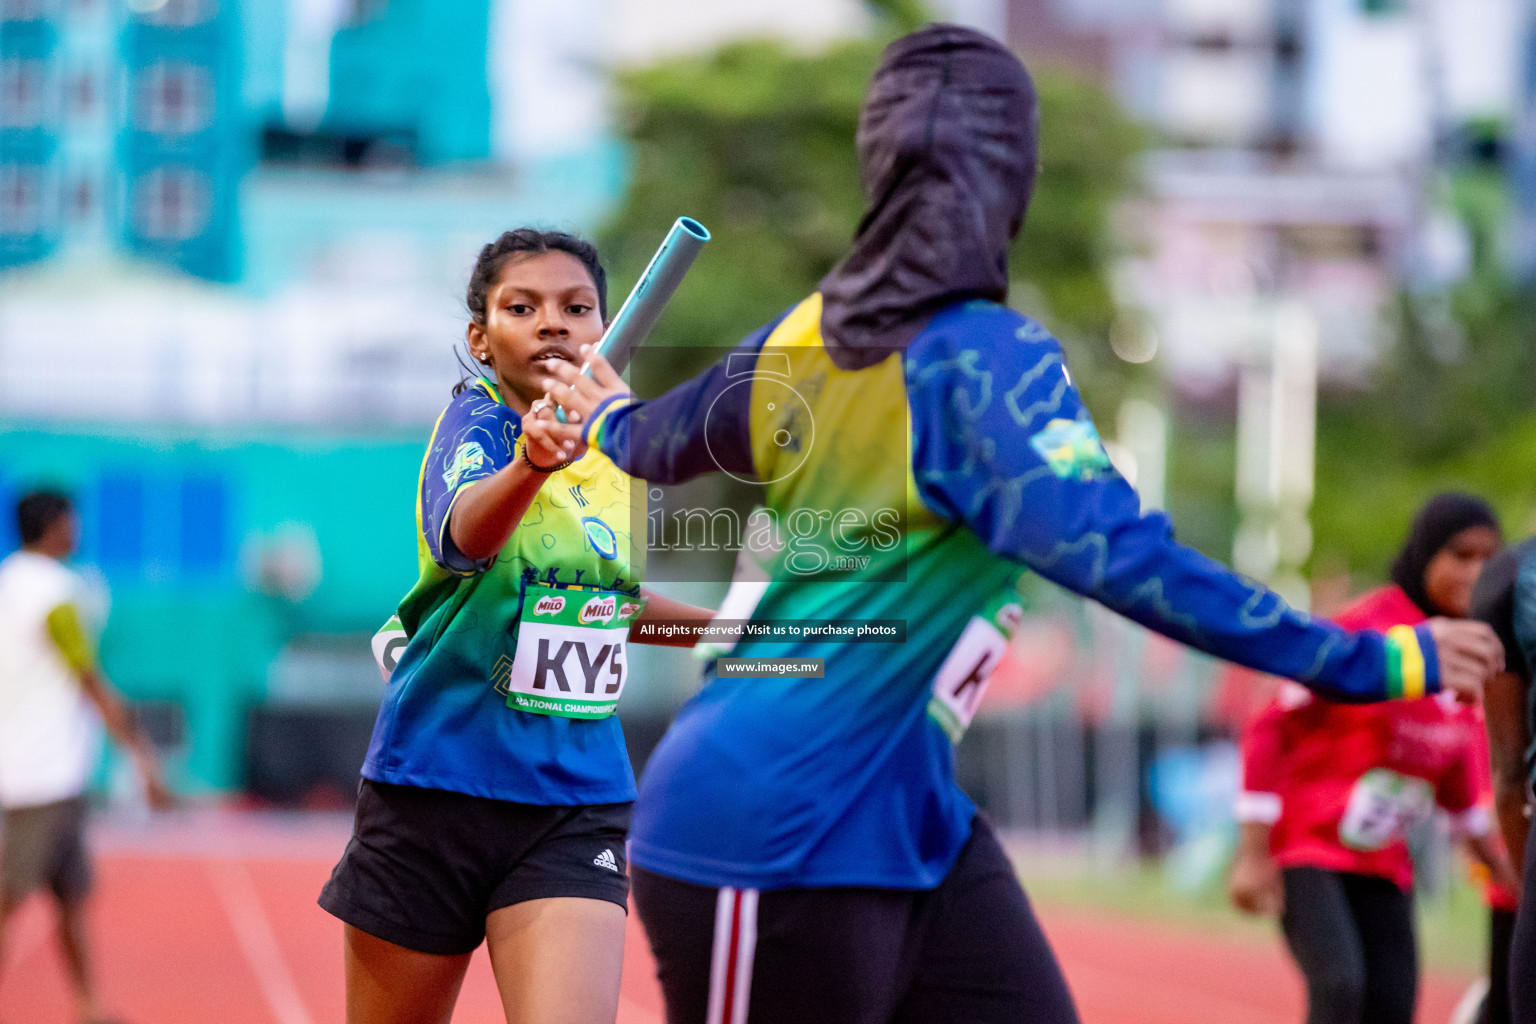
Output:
top-left (1390, 492), bottom-right (1501, 616)
top-left (818, 24), bottom-right (1039, 371)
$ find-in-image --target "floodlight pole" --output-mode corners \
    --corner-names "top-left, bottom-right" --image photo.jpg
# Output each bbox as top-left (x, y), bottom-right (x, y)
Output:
top-left (1233, 300), bottom-right (1318, 611)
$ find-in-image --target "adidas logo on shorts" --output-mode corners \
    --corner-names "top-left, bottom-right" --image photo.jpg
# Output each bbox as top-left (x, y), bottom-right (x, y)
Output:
top-left (593, 849), bottom-right (619, 872)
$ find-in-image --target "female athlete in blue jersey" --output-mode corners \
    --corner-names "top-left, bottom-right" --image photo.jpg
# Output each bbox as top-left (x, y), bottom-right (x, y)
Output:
top-left (538, 26), bottom-right (1506, 1024)
top-left (319, 230), bottom-right (712, 1024)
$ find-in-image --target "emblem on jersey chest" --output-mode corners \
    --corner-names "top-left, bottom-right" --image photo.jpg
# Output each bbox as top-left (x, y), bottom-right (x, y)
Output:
top-left (583, 517), bottom-right (619, 560)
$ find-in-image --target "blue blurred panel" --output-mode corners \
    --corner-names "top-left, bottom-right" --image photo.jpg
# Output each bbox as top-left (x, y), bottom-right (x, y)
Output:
top-left (0, 477), bottom-right (15, 554)
top-left (96, 474), bottom-right (145, 575)
top-left (141, 474), bottom-right (178, 583)
top-left (178, 474), bottom-right (228, 574)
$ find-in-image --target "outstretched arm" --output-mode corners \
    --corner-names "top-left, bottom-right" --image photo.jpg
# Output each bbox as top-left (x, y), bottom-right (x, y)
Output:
top-left (1229, 701), bottom-right (1286, 915)
top-left (542, 301), bottom-right (1501, 701)
top-left (631, 588), bottom-right (717, 647)
top-left (47, 603), bottom-right (171, 810)
top-left (905, 308), bottom-right (1501, 703)
top-left (449, 399), bottom-right (584, 562)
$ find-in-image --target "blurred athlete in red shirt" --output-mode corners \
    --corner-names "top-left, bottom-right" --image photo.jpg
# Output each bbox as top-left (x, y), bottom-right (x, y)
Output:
top-left (1230, 494), bottom-right (1516, 1024)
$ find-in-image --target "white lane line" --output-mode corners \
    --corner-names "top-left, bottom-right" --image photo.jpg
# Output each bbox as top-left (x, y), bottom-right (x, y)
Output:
top-left (206, 860), bottom-right (315, 1024)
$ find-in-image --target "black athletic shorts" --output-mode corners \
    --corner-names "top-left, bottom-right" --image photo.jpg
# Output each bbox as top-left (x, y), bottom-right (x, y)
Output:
top-left (0, 796), bottom-right (91, 903)
top-left (319, 778), bottom-right (631, 955)
top-left (632, 815), bottom-right (1080, 1024)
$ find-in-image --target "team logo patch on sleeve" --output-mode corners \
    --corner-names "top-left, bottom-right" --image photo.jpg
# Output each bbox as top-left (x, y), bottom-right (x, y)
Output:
top-left (443, 442), bottom-right (487, 488)
top-left (1029, 418), bottom-right (1113, 481)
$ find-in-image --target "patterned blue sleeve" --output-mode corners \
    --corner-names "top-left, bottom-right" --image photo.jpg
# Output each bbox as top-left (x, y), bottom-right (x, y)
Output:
top-left (590, 313), bottom-right (789, 483)
top-left (905, 304), bottom-right (1433, 703)
top-left (419, 382), bottom-right (520, 575)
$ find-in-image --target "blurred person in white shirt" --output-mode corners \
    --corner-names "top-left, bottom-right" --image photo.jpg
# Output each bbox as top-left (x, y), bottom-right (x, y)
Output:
top-left (0, 490), bottom-right (170, 1024)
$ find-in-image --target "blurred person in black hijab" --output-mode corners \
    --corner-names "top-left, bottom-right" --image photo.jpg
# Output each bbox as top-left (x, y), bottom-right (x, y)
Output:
top-left (1392, 493), bottom-right (1503, 620)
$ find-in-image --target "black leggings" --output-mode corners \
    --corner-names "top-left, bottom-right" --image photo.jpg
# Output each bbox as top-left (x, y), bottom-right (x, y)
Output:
top-left (1280, 867), bottom-right (1417, 1024)
top-left (632, 817), bottom-right (1079, 1024)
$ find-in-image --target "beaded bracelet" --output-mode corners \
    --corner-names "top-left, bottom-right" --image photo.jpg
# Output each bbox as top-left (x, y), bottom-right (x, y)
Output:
top-left (520, 439), bottom-right (576, 474)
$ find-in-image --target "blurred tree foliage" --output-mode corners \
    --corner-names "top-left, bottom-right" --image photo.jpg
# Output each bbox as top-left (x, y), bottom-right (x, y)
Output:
top-left (598, 31), bottom-right (1145, 415)
top-left (862, 0), bottom-right (927, 31)
top-left (1311, 168), bottom-right (1536, 578)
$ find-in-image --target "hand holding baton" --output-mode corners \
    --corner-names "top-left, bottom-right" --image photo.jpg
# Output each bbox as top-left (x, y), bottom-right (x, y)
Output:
top-left (556, 216), bottom-right (710, 420)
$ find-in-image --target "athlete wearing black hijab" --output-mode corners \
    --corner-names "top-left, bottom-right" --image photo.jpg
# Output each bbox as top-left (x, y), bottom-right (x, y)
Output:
top-left (1392, 493), bottom-right (1503, 620)
top-left (541, 25), bottom-right (1505, 1024)
top-left (817, 25), bottom-right (1037, 369)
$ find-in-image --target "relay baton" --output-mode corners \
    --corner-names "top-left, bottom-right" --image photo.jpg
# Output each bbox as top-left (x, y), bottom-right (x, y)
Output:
top-left (554, 217), bottom-right (709, 422)
top-left (593, 216), bottom-right (710, 374)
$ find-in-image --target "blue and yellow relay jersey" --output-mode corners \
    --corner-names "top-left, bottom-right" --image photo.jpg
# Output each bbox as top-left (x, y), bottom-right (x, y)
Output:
top-left (589, 295), bottom-right (1440, 890)
top-left (362, 378), bottom-right (644, 806)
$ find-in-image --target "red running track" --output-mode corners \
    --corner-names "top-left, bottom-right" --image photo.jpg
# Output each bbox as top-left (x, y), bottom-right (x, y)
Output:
top-left (0, 810), bottom-right (1476, 1024)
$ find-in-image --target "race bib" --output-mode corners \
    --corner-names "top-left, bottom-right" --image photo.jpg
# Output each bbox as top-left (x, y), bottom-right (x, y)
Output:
top-left (499, 585), bottom-right (645, 719)
top-left (927, 593), bottom-right (1025, 744)
top-left (1338, 768), bottom-right (1435, 851)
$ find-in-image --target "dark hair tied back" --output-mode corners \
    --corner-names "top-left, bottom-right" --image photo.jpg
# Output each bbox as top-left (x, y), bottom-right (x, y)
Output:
top-left (465, 229), bottom-right (608, 325)
top-left (455, 229), bottom-right (608, 394)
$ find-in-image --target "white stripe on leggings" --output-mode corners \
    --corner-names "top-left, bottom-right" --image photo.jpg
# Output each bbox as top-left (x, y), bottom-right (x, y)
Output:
top-left (706, 886), bottom-right (760, 1024)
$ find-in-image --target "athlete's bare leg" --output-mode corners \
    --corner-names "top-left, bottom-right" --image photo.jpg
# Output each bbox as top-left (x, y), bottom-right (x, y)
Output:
top-left (56, 893), bottom-right (106, 1023)
top-left (343, 923), bottom-right (473, 1024)
top-left (486, 897), bottom-right (626, 1024)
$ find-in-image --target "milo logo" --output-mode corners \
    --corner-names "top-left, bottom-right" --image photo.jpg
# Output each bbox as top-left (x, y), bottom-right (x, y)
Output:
top-left (618, 601), bottom-right (643, 620)
top-left (533, 595), bottom-right (566, 617)
top-left (578, 595), bottom-right (617, 625)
